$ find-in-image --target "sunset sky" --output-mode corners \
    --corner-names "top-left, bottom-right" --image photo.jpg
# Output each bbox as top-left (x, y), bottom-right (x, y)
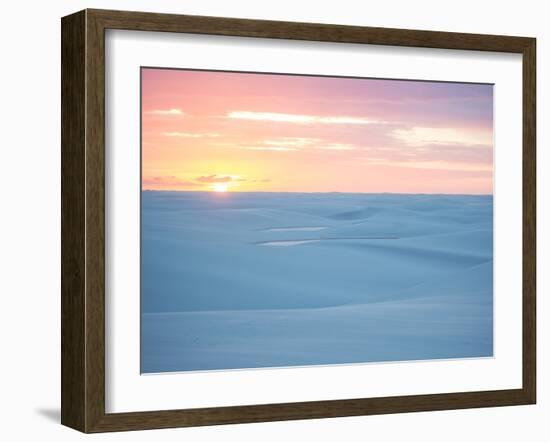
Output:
top-left (142, 68), bottom-right (493, 194)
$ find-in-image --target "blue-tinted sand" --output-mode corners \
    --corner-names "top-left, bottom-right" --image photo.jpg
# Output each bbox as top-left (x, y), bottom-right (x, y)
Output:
top-left (141, 191), bottom-right (493, 373)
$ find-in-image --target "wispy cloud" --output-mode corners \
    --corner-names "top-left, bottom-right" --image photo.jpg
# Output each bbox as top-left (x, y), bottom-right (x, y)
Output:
top-left (147, 108), bottom-right (184, 116)
top-left (263, 137), bottom-right (319, 147)
top-left (144, 174), bottom-right (269, 189)
top-left (227, 111), bottom-right (384, 125)
top-left (241, 137), bottom-right (315, 152)
top-left (164, 132), bottom-right (219, 138)
top-left (196, 174), bottom-right (246, 183)
top-left (363, 158), bottom-right (492, 172)
top-left (315, 144), bottom-right (356, 151)
top-left (244, 146), bottom-right (297, 152)
top-left (391, 126), bottom-right (492, 147)
top-left (142, 176), bottom-right (198, 187)
top-left (238, 137), bottom-right (356, 152)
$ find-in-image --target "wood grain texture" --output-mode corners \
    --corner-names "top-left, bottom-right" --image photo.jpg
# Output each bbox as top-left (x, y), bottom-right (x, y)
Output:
top-left (522, 38), bottom-right (536, 403)
top-left (61, 10), bottom-right (86, 432)
top-left (61, 8), bottom-right (537, 433)
top-left (89, 8), bottom-right (533, 52)
top-left (84, 9), bottom-right (107, 432)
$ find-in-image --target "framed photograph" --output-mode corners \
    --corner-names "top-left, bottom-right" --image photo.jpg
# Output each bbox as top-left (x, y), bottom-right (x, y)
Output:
top-left (61, 9), bottom-right (536, 433)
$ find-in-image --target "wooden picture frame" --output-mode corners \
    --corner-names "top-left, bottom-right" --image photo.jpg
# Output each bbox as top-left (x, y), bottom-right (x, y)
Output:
top-left (61, 8), bottom-right (536, 433)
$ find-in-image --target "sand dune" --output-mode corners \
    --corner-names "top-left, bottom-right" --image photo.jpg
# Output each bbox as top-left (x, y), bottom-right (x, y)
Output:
top-left (141, 191), bottom-right (493, 373)
top-left (261, 226), bottom-right (327, 232)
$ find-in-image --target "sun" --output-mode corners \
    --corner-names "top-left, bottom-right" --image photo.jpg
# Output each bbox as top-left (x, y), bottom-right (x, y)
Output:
top-left (212, 183), bottom-right (229, 192)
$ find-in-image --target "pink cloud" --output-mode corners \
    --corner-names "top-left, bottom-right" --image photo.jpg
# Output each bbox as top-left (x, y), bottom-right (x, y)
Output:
top-left (196, 175), bottom-right (246, 183)
top-left (142, 176), bottom-right (199, 188)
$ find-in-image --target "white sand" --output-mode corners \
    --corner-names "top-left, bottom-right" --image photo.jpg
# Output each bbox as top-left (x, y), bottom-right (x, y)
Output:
top-left (141, 192), bottom-right (493, 373)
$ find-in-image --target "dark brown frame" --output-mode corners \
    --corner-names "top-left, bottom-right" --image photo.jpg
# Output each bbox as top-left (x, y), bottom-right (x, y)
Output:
top-left (61, 8), bottom-right (536, 433)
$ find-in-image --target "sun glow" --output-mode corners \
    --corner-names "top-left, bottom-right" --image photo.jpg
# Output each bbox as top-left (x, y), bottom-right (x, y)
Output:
top-left (212, 183), bottom-right (229, 192)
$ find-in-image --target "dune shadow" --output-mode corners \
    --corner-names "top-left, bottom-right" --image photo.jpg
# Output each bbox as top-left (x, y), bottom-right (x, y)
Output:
top-left (261, 226), bottom-right (327, 232)
top-left (256, 236), bottom-right (399, 247)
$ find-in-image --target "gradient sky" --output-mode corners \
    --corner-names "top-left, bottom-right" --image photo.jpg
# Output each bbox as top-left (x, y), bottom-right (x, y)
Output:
top-left (142, 68), bottom-right (493, 194)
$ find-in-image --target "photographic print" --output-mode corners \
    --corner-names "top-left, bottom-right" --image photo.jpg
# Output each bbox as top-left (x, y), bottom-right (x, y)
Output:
top-left (140, 68), bottom-right (494, 374)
